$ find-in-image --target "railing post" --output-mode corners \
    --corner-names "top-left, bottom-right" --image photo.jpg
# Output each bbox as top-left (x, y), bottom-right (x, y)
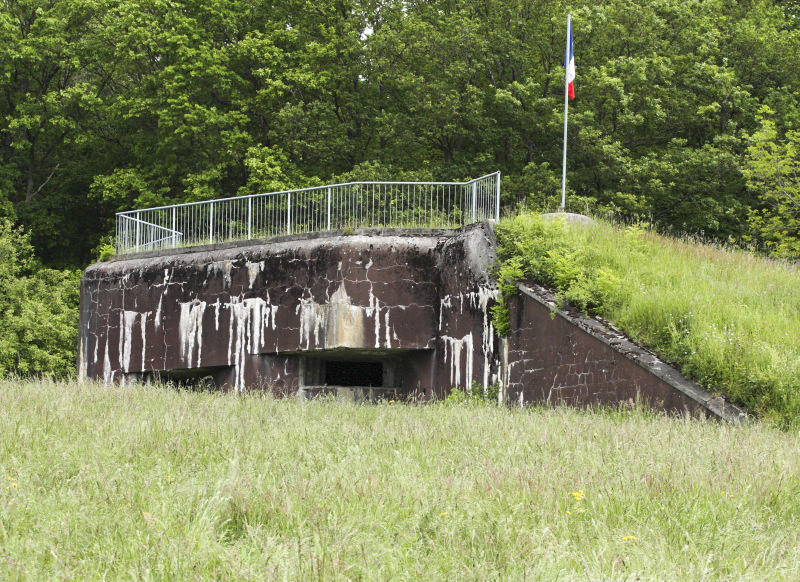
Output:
top-left (247, 197), bottom-right (252, 240)
top-left (471, 181), bottom-right (477, 224)
top-left (135, 211), bottom-right (141, 251)
top-left (326, 187), bottom-right (331, 230)
top-left (495, 172), bottom-right (501, 221)
top-left (209, 202), bottom-right (214, 245)
top-left (287, 192), bottom-right (292, 235)
top-left (172, 206), bottom-right (177, 248)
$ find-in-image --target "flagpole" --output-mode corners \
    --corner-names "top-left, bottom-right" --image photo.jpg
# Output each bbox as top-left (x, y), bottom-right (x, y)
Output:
top-left (561, 13), bottom-right (571, 213)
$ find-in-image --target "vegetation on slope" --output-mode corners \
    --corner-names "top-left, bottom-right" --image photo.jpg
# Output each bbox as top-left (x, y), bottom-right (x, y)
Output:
top-left (1, 378), bottom-right (799, 579)
top-left (492, 214), bottom-right (800, 427)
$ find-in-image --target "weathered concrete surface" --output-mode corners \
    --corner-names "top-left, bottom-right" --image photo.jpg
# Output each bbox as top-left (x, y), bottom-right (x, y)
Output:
top-left (79, 224), bottom-right (501, 397)
top-left (500, 283), bottom-right (746, 422)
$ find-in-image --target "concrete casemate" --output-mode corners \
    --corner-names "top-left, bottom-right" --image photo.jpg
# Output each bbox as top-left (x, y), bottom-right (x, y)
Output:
top-left (79, 222), bottom-right (744, 422)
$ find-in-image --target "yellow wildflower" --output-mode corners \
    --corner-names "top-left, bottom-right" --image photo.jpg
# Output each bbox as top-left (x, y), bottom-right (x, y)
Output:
top-left (569, 490), bottom-right (586, 501)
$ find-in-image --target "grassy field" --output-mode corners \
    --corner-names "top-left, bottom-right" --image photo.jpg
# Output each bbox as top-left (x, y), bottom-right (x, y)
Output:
top-left (493, 214), bottom-right (800, 428)
top-left (2, 379), bottom-right (799, 580)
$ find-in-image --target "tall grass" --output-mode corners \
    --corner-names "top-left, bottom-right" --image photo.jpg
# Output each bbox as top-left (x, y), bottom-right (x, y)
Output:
top-left (494, 214), bottom-right (800, 427)
top-left (1, 378), bottom-right (799, 580)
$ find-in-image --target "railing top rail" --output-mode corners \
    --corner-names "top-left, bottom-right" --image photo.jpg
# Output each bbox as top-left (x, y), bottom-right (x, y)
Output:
top-left (117, 214), bottom-right (182, 233)
top-left (116, 172), bottom-right (500, 216)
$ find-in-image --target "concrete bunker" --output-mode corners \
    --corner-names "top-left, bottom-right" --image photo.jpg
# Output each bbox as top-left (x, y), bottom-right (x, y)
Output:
top-left (80, 225), bottom-right (500, 401)
top-left (79, 223), bottom-right (745, 422)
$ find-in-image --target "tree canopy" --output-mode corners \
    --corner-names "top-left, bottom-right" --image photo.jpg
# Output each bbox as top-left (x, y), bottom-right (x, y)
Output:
top-left (2, 0), bottom-right (800, 267)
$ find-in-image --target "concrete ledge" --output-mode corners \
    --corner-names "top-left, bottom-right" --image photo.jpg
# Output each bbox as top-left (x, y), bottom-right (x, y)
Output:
top-left (540, 212), bottom-right (592, 225)
top-left (110, 224), bottom-right (492, 262)
top-left (516, 283), bottom-right (749, 424)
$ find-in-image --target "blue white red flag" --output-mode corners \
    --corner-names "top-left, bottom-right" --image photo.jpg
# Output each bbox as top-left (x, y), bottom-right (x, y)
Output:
top-left (565, 19), bottom-right (575, 99)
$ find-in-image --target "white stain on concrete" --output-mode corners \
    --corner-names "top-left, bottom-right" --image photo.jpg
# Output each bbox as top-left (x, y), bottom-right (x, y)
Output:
top-left (120, 310), bottom-right (139, 373)
top-left (207, 261), bottom-right (234, 289)
top-left (246, 261), bottom-right (264, 289)
top-left (327, 284), bottom-right (366, 348)
top-left (155, 295), bottom-right (163, 329)
top-left (468, 287), bottom-right (498, 390)
top-left (442, 333), bottom-right (474, 388)
top-left (439, 295), bottom-right (452, 331)
top-left (103, 340), bottom-right (112, 384)
top-left (438, 286), bottom-right (498, 390)
top-left (364, 275), bottom-right (382, 349)
top-left (226, 295), bottom-right (280, 392)
top-left (298, 283), bottom-right (372, 350)
top-left (179, 300), bottom-right (207, 368)
top-left (154, 269), bottom-right (171, 330)
top-left (140, 312), bottom-right (148, 371)
top-left (298, 297), bottom-right (326, 350)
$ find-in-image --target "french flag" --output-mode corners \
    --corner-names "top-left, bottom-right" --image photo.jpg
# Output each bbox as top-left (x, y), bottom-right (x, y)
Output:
top-left (565, 18), bottom-right (575, 99)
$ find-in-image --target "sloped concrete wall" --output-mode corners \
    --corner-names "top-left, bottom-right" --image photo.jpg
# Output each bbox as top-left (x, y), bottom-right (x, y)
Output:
top-left (79, 225), bottom-right (501, 396)
top-left (500, 284), bottom-right (745, 422)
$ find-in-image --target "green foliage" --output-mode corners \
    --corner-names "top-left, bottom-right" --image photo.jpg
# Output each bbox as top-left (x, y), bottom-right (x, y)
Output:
top-left (743, 107), bottom-right (800, 258)
top-left (493, 213), bottom-right (800, 428)
top-left (0, 220), bottom-right (79, 378)
top-left (444, 381), bottom-right (501, 405)
top-left (1, 0), bottom-right (800, 267)
top-left (492, 214), bottom-right (622, 330)
top-left (92, 236), bottom-right (116, 262)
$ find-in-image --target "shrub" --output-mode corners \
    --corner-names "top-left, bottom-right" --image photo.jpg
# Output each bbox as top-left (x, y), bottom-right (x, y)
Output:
top-left (0, 220), bottom-right (80, 378)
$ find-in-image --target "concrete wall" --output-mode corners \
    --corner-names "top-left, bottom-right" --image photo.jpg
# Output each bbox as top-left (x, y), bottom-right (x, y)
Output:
top-left (79, 225), bottom-right (501, 398)
top-left (499, 284), bottom-right (745, 421)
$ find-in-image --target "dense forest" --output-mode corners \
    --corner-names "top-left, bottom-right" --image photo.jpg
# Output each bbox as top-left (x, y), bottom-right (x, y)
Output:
top-left (2, 0), bottom-right (800, 377)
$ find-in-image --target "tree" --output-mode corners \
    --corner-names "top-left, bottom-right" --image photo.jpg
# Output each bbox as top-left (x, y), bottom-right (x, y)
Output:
top-left (743, 108), bottom-right (800, 258)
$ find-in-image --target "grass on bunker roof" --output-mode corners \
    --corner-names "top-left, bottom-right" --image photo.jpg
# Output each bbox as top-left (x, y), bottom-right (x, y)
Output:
top-left (1, 378), bottom-right (799, 580)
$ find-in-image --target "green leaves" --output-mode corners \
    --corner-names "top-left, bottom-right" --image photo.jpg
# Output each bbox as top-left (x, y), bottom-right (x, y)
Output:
top-left (0, 220), bottom-right (79, 378)
top-left (0, 0), bottom-right (799, 266)
top-left (491, 214), bottom-right (623, 335)
top-left (743, 108), bottom-right (800, 258)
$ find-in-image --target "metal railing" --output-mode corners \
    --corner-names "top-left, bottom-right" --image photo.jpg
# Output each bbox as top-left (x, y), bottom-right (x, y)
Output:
top-left (115, 172), bottom-right (501, 254)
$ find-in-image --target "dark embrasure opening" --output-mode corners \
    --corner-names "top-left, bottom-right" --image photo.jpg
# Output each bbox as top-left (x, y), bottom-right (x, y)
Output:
top-left (324, 360), bottom-right (384, 387)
